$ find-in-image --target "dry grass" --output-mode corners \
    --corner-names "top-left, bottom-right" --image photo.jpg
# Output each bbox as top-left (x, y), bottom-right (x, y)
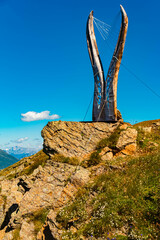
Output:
top-left (134, 119), bottom-right (160, 127)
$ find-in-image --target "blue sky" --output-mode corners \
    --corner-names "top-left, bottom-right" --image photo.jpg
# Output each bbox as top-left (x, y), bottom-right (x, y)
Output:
top-left (0, 0), bottom-right (160, 150)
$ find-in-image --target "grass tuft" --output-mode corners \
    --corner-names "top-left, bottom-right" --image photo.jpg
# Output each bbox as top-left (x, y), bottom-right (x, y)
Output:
top-left (96, 127), bottom-right (122, 152)
top-left (27, 208), bottom-right (50, 235)
top-left (136, 126), bottom-right (160, 153)
top-left (56, 152), bottom-right (160, 239)
top-left (51, 154), bottom-right (80, 166)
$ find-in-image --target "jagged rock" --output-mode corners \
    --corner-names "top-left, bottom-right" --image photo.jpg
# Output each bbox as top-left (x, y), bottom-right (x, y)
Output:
top-left (152, 121), bottom-right (160, 127)
top-left (45, 167), bottom-right (90, 239)
top-left (99, 147), bottom-right (113, 161)
top-left (116, 128), bottom-right (137, 150)
top-left (19, 220), bottom-right (35, 240)
top-left (0, 160), bottom-right (90, 239)
top-left (115, 127), bottom-right (137, 158)
top-left (47, 210), bottom-right (62, 240)
top-left (1, 232), bottom-right (13, 240)
top-left (17, 177), bottom-right (32, 194)
top-left (37, 223), bottom-right (55, 240)
top-left (41, 121), bottom-right (121, 158)
top-left (119, 123), bottom-right (131, 130)
top-left (18, 162), bottom-right (77, 215)
top-left (70, 167), bottom-right (90, 187)
top-left (0, 120), bottom-right (142, 239)
top-left (0, 180), bottom-right (23, 211)
top-left (117, 109), bottom-right (122, 120)
top-left (0, 180), bottom-right (12, 197)
top-left (115, 143), bottom-right (137, 158)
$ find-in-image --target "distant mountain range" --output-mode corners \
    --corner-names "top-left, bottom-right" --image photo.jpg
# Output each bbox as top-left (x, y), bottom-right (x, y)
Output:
top-left (5, 146), bottom-right (39, 160)
top-left (0, 149), bottom-right (18, 170)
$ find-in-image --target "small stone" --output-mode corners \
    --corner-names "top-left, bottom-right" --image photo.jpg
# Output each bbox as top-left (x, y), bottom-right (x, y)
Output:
top-left (152, 122), bottom-right (160, 126)
top-left (149, 142), bottom-right (158, 147)
top-left (121, 143), bottom-right (137, 155)
top-left (99, 147), bottom-right (112, 156)
top-left (70, 226), bottom-right (77, 234)
top-left (95, 166), bottom-right (107, 176)
top-left (101, 152), bottom-right (113, 161)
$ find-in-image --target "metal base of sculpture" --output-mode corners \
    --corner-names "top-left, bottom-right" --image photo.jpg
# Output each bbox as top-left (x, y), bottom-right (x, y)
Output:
top-left (86, 5), bottom-right (128, 122)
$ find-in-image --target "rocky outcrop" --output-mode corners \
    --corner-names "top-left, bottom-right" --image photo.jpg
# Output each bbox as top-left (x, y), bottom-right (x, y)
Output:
top-left (41, 121), bottom-right (122, 159)
top-left (0, 120), bottom-right (140, 239)
top-left (42, 121), bottom-right (138, 161)
top-left (0, 159), bottom-right (90, 239)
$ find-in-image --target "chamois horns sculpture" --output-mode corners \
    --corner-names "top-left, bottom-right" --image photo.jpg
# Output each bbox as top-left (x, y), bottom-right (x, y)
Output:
top-left (86, 5), bottom-right (128, 122)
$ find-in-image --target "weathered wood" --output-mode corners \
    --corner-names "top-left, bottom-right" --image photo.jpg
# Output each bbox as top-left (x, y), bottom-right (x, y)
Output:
top-left (86, 11), bottom-right (105, 121)
top-left (105, 5), bottom-right (128, 121)
top-left (86, 5), bottom-right (128, 122)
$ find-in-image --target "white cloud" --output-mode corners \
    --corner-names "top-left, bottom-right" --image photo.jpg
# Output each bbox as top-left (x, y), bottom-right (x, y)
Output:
top-left (21, 111), bottom-right (60, 122)
top-left (11, 137), bottom-right (29, 143)
top-left (17, 137), bottom-right (29, 143)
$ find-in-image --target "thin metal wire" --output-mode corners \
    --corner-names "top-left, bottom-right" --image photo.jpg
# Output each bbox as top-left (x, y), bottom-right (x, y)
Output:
top-left (95, 22), bottom-right (110, 38)
top-left (94, 21), bottom-right (110, 33)
top-left (94, 17), bottom-right (120, 39)
top-left (93, 20), bottom-right (106, 40)
top-left (83, 95), bottom-right (94, 121)
top-left (93, 17), bottom-right (111, 28)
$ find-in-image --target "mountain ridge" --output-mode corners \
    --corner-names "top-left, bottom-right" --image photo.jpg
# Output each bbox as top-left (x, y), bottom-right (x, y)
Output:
top-left (0, 149), bottom-right (18, 170)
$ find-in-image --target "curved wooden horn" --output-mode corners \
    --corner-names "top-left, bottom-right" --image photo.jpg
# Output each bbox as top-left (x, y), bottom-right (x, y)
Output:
top-left (105, 5), bottom-right (128, 121)
top-left (86, 11), bottom-right (105, 121)
top-left (86, 6), bottom-right (128, 122)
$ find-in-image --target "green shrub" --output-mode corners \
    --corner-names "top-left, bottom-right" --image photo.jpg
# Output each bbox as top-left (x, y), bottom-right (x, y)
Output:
top-left (87, 152), bottom-right (101, 167)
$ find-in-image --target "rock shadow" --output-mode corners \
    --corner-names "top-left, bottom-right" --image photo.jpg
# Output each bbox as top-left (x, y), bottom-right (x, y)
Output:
top-left (43, 225), bottom-right (56, 240)
top-left (0, 203), bottom-right (19, 231)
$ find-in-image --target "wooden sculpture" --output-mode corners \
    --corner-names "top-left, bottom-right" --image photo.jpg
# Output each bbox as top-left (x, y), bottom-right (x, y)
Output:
top-left (86, 5), bottom-right (128, 121)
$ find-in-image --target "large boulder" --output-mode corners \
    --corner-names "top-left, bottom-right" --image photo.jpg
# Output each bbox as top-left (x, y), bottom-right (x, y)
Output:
top-left (41, 121), bottom-right (121, 159)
